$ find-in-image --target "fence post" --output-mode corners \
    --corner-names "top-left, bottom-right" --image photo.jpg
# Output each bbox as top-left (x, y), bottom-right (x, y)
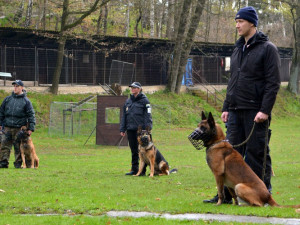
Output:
top-left (4, 45), bottom-right (7, 86)
top-left (34, 46), bottom-right (38, 86)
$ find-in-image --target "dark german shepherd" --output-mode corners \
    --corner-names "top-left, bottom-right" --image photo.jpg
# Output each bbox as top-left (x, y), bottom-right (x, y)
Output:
top-left (134, 126), bottom-right (177, 177)
top-left (19, 126), bottom-right (39, 168)
top-left (189, 112), bottom-right (279, 206)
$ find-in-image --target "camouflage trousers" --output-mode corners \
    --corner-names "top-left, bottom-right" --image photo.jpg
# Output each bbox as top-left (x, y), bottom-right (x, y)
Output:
top-left (0, 127), bottom-right (22, 168)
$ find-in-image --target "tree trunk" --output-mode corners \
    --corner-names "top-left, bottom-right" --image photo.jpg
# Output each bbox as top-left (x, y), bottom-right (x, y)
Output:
top-left (14, 0), bottom-right (25, 24)
top-left (50, 0), bottom-right (106, 94)
top-left (166, 0), bottom-right (192, 92)
top-left (175, 0), bottom-right (206, 93)
top-left (96, 8), bottom-right (103, 35)
top-left (103, 4), bottom-right (108, 35)
top-left (173, 0), bottom-right (181, 40)
top-left (287, 0), bottom-right (300, 94)
top-left (150, 0), bottom-right (155, 37)
top-left (24, 0), bottom-right (33, 28)
top-left (125, 0), bottom-right (130, 37)
top-left (166, 0), bottom-right (175, 39)
top-left (204, 0), bottom-right (211, 42)
top-left (50, 36), bottom-right (66, 95)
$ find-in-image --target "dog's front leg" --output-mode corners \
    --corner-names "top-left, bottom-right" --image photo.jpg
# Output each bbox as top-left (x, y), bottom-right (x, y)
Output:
top-left (228, 187), bottom-right (238, 205)
top-left (149, 155), bottom-right (155, 177)
top-left (20, 146), bottom-right (26, 169)
top-left (215, 175), bottom-right (225, 205)
top-left (30, 152), bottom-right (35, 168)
top-left (133, 153), bottom-right (145, 176)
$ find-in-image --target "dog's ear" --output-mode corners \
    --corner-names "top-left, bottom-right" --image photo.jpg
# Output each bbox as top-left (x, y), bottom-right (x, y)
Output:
top-left (137, 125), bottom-right (142, 134)
top-left (201, 111), bottom-right (206, 120)
top-left (146, 126), bottom-right (151, 133)
top-left (207, 112), bottom-right (215, 128)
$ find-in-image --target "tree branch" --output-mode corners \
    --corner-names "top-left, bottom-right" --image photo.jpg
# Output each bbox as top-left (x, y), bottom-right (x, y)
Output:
top-left (63, 0), bottom-right (110, 31)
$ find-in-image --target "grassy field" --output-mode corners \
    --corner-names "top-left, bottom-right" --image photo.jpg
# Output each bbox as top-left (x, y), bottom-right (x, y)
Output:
top-left (0, 87), bottom-right (299, 224)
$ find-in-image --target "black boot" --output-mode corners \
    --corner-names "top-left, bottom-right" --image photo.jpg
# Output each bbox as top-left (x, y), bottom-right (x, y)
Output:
top-left (203, 186), bottom-right (233, 204)
top-left (0, 160), bottom-right (8, 168)
top-left (125, 171), bottom-right (137, 175)
top-left (203, 194), bottom-right (233, 204)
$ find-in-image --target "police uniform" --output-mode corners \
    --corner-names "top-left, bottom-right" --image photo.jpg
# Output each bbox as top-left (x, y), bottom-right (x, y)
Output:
top-left (120, 82), bottom-right (152, 175)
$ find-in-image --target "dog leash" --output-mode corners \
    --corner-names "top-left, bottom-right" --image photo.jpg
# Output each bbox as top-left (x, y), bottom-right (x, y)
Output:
top-left (231, 120), bottom-right (269, 182)
top-left (261, 120), bottom-right (269, 181)
top-left (232, 122), bottom-right (256, 148)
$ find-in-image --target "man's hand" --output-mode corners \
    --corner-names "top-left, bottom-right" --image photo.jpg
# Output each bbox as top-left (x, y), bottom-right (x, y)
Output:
top-left (254, 112), bottom-right (269, 123)
top-left (120, 132), bottom-right (125, 137)
top-left (27, 130), bottom-right (32, 136)
top-left (221, 111), bottom-right (229, 123)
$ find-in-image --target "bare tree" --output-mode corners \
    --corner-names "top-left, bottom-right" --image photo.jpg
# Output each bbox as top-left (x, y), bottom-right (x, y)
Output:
top-left (125, 0), bottom-right (130, 37)
top-left (24, 0), bottom-right (33, 28)
top-left (286, 0), bottom-right (300, 94)
top-left (134, 0), bottom-right (143, 37)
top-left (13, 0), bottom-right (25, 24)
top-left (166, 0), bottom-right (175, 39)
top-left (175, 0), bottom-right (206, 93)
top-left (50, 0), bottom-right (110, 95)
top-left (149, 0), bottom-right (155, 37)
top-left (166, 0), bottom-right (192, 92)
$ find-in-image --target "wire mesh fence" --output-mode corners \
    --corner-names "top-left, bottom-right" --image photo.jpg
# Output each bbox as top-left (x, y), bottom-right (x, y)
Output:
top-left (48, 101), bottom-right (97, 137)
top-left (0, 45), bottom-right (292, 87)
top-left (48, 101), bottom-right (178, 145)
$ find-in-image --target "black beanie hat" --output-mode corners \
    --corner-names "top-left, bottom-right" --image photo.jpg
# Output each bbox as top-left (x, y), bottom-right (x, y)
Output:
top-left (235, 6), bottom-right (258, 27)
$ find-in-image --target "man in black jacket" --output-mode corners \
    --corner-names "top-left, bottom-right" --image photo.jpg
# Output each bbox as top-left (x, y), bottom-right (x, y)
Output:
top-left (204, 6), bottom-right (280, 204)
top-left (0, 80), bottom-right (36, 168)
top-left (120, 82), bottom-right (152, 175)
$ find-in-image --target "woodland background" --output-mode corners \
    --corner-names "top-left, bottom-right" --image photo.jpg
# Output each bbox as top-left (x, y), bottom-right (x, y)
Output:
top-left (0, 0), bottom-right (295, 47)
top-left (0, 0), bottom-right (299, 94)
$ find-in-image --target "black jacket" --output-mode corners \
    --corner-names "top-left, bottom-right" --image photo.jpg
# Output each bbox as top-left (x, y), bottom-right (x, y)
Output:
top-left (222, 31), bottom-right (281, 115)
top-left (0, 90), bottom-right (36, 131)
top-left (120, 92), bottom-right (152, 132)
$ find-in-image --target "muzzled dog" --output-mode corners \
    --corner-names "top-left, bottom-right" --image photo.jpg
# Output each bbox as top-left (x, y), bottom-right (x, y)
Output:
top-left (189, 112), bottom-right (279, 207)
top-left (18, 126), bottom-right (39, 168)
top-left (134, 126), bottom-right (177, 177)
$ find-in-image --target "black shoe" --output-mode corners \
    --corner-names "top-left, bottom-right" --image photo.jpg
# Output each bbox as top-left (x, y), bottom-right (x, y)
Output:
top-left (125, 171), bottom-right (137, 175)
top-left (0, 164), bottom-right (8, 168)
top-left (203, 195), bottom-right (232, 204)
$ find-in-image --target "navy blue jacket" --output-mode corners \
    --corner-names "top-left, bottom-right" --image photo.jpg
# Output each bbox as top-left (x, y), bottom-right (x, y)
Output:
top-left (120, 92), bottom-right (152, 132)
top-left (0, 90), bottom-right (36, 131)
top-left (222, 31), bottom-right (281, 115)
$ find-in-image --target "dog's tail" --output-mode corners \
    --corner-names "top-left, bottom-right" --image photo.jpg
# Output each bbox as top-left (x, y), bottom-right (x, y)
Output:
top-left (278, 204), bottom-right (300, 209)
top-left (267, 196), bottom-right (280, 207)
top-left (268, 196), bottom-right (300, 208)
top-left (169, 168), bottom-right (178, 174)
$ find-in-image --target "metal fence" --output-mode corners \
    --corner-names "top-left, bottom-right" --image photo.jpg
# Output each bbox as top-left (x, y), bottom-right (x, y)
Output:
top-left (48, 101), bottom-right (97, 137)
top-left (0, 46), bottom-right (168, 86)
top-left (0, 46), bottom-right (292, 87)
top-left (48, 101), bottom-right (174, 145)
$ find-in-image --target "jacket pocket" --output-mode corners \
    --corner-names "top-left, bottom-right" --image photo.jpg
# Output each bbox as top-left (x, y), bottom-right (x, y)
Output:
top-left (135, 105), bottom-right (144, 115)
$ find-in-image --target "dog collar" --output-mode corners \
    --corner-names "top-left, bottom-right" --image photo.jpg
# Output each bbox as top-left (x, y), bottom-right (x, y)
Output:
top-left (206, 139), bottom-right (230, 152)
top-left (144, 142), bottom-right (154, 151)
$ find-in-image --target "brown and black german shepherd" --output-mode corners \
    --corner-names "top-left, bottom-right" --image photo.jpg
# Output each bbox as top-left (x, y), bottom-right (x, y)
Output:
top-left (19, 126), bottom-right (39, 168)
top-left (134, 126), bottom-right (177, 177)
top-left (190, 112), bottom-right (279, 207)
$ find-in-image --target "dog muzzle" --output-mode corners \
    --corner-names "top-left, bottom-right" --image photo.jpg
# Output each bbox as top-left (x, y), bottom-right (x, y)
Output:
top-left (141, 136), bottom-right (149, 146)
top-left (188, 129), bottom-right (205, 150)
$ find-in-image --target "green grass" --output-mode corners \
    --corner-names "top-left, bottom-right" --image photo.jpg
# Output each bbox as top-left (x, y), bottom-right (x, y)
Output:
top-left (0, 87), bottom-right (299, 224)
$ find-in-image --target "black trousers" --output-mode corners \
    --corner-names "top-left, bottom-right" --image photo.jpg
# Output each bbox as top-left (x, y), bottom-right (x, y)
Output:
top-left (127, 130), bottom-right (146, 173)
top-left (227, 109), bottom-right (272, 191)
